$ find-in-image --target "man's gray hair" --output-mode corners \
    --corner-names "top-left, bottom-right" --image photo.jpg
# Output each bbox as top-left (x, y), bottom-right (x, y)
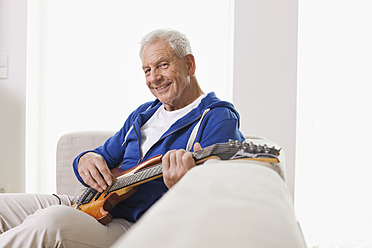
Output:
top-left (139, 29), bottom-right (192, 59)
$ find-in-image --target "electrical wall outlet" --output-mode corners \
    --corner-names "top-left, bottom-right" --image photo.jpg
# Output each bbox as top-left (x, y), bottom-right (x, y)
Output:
top-left (0, 185), bottom-right (8, 193)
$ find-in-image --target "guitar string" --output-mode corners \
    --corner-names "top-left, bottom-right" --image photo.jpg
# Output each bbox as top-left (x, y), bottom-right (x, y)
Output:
top-left (109, 164), bottom-right (163, 193)
top-left (77, 142), bottom-right (279, 204)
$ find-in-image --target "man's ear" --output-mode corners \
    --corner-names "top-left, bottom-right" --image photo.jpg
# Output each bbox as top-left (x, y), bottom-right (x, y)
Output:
top-left (185, 54), bottom-right (196, 76)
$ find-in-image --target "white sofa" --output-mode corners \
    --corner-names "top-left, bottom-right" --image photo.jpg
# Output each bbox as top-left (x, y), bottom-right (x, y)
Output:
top-left (56, 131), bottom-right (306, 248)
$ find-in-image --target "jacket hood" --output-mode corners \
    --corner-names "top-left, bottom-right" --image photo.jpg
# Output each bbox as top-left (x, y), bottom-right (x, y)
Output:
top-left (198, 92), bottom-right (241, 124)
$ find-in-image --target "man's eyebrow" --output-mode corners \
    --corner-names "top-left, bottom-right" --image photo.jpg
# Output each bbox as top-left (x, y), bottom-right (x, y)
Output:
top-left (142, 57), bottom-right (169, 70)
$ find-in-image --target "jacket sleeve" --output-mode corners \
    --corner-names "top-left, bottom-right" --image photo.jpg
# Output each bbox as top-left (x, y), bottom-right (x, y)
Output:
top-left (72, 102), bottom-right (151, 186)
top-left (72, 124), bottom-right (129, 186)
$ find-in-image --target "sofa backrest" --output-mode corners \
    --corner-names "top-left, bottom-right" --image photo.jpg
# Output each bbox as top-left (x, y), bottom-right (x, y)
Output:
top-left (56, 131), bottom-right (115, 196)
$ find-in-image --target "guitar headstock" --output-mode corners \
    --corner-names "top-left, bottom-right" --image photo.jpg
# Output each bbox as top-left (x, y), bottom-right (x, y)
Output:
top-left (193, 139), bottom-right (280, 164)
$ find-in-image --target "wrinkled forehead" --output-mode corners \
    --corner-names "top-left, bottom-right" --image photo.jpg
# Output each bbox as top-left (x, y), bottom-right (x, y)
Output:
top-left (141, 39), bottom-right (177, 64)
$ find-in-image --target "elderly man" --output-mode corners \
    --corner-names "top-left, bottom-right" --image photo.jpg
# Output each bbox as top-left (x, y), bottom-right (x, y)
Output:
top-left (0, 29), bottom-right (244, 247)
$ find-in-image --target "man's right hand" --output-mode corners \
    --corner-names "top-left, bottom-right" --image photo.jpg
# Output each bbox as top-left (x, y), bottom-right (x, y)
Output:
top-left (78, 152), bottom-right (114, 192)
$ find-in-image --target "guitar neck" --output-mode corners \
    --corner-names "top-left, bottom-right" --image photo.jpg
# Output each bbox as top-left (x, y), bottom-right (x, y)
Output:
top-left (75, 140), bottom-right (280, 206)
top-left (109, 140), bottom-right (279, 193)
top-left (108, 163), bottom-right (163, 193)
top-left (105, 147), bottom-right (213, 194)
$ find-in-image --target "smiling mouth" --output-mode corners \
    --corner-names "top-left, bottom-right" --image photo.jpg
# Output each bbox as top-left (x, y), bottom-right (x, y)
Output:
top-left (153, 82), bottom-right (172, 90)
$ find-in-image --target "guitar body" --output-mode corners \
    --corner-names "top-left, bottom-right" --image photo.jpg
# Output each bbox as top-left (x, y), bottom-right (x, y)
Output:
top-left (76, 187), bottom-right (136, 224)
top-left (73, 140), bottom-right (281, 224)
top-left (73, 155), bottom-right (163, 224)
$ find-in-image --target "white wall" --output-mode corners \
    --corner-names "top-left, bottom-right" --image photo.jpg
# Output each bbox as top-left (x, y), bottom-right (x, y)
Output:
top-left (0, 0), bottom-right (27, 193)
top-left (296, 0), bottom-right (372, 246)
top-left (0, 0), bottom-right (298, 197)
top-left (28, 0), bottom-right (233, 193)
top-left (233, 0), bottom-right (298, 197)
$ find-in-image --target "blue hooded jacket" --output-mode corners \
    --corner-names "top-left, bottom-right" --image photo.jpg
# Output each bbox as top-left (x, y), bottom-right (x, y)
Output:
top-left (73, 92), bottom-right (244, 222)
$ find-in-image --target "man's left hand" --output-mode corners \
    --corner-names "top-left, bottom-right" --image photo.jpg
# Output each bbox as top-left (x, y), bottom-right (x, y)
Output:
top-left (162, 143), bottom-right (202, 189)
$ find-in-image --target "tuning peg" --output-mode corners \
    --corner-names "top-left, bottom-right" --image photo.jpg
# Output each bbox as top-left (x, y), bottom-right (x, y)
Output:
top-left (249, 142), bottom-right (255, 149)
top-left (257, 145), bottom-right (263, 152)
top-left (229, 140), bottom-right (244, 146)
top-left (243, 142), bottom-right (255, 152)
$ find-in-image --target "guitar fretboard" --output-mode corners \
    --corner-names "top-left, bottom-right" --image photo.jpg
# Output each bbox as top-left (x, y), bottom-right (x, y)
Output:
top-left (74, 140), bottom-right (280, 207)
top-left (108, 164), bottom-right (163, 193)
top-left (75, 164), bottom-right (163, 205)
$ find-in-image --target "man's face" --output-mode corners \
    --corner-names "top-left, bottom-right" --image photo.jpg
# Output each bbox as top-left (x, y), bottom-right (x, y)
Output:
top-left (141, 39), bottom-right (192, 111)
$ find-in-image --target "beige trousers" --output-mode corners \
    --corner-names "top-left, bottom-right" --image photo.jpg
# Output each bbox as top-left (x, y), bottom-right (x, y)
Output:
top-left (0, 193), bottom-right (132, 248)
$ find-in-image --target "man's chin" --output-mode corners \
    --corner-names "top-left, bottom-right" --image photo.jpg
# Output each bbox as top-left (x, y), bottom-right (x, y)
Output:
top-left (153, 90), bottom-right (170, 101)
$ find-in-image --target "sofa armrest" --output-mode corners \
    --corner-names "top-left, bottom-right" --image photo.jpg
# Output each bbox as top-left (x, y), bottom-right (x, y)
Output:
top-left (56, 131), bottom-right (115, 196)
top-left (111, 159), bottom-right (305, 248)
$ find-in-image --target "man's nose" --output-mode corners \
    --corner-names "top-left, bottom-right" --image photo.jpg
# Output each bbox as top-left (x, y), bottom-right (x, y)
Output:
top-left (149, 69), bottom-right (162, 84)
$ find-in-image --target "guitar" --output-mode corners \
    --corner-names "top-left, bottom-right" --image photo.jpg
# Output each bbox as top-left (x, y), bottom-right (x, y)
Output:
top-left (72, 139), bottom-right (280, 224)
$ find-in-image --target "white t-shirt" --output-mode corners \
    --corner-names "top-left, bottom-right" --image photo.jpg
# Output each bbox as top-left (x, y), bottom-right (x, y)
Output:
top-left (140, 94), bottom-right (206, 156)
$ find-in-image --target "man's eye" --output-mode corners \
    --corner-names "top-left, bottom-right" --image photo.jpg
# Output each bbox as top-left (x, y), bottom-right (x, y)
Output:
top-left (144, 69), bottom-right (151, 74)
top-left (159, 63), bottom-right (168, 69)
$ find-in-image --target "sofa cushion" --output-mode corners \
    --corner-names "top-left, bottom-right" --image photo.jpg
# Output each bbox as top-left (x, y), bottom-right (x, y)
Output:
top-left (111, 159), bottom-right (305, 248)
